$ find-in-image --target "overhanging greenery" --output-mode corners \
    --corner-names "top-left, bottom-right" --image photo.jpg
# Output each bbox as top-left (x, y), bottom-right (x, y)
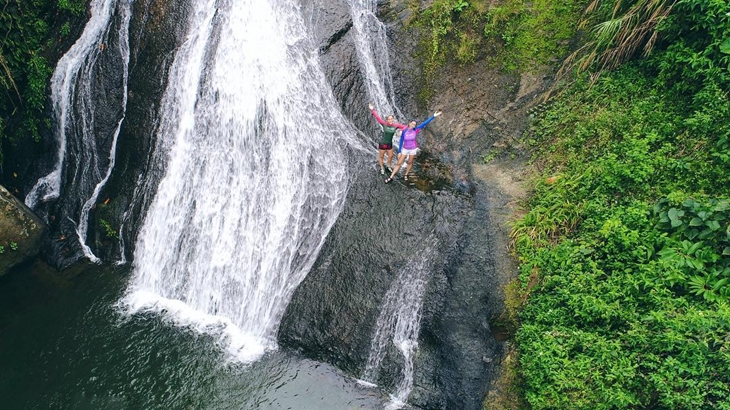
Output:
top-left (0, 0), bottom-right (86, 164)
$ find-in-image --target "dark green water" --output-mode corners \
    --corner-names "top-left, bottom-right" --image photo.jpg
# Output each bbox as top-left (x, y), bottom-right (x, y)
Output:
top-left (0, 262), bottom-right (382, 409)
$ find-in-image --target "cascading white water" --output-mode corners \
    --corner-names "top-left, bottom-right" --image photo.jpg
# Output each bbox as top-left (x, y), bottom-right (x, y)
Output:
top-left (25, 0), bottom-right (130, 263)
top-left (348, 0), bottom-right (402, 119)
top-left (77, 1), bottom-right (131, 263)
top-left (122, 0), bottom-right (357, 362)
top-left (360, 240), bottom-right (438, 409)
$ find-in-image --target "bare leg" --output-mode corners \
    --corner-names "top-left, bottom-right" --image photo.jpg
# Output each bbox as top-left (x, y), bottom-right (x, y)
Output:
top-left (404, 153), bottom-right (417, 178)
top-left (378, 149), bottom-right (386, 171)
top-left (387, 153), bottom-right (407, 180)
top-left (386, 149), bottom-right (394, 169)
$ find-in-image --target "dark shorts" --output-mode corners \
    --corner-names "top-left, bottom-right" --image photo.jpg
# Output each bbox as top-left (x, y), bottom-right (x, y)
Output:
top-left (378, 143), bottom-right (393, 150)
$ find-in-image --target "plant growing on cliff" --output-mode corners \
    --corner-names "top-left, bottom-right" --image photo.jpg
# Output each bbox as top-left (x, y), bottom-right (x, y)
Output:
top-left (0, 0), bottom-right (86, 164)
top-left (418, 1), bottom-right (484, 76)
top-left (414, 0), bottom-right (586, 102)
top-left (99, 219), bottom-right (119, 240)
top-left (560, 0), bottom-right (676, 79)
top-left (483, 0), bottom-right (584, 72)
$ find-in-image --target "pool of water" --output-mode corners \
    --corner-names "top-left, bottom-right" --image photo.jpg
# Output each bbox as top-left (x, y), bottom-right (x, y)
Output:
top-left (0, 261), bottom-right (383, 409)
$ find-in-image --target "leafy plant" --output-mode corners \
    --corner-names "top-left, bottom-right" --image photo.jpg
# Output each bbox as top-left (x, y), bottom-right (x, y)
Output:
top-left (511, 4), bottom-right (730, 402)
top-left (653, 197), bottom-right (730, 303)
top-left (0, 0), bottom-right (85, 164)
top-left (99, 219), bottom-right (119, 240)
top-left (483, 0), bottom-right (584, 72)
top-left (57, 0), bottom-right (86, 16)
top-left (482, 150), bottom-right (498, 163)
top-left (560, 0), bottom-right (676, 78)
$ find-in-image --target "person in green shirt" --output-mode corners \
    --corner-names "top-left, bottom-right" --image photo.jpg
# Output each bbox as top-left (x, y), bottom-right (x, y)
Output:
top-left (369, 103), bottom-right (407, 175)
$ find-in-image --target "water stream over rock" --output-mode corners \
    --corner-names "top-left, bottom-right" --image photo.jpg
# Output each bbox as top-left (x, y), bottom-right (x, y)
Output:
top-left (360, 238), bottom-right (439, 409)
top-left (7, 0), bottom-right (514, 408)
top-left (25, 0), bottom-right (131, 268)
top-left (122, 0), bottom-right (362, 362)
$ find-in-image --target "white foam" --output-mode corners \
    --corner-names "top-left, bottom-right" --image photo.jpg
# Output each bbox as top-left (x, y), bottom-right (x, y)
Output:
top-left (384, 396), bottom-right (407, 410)
top-left (120, 290), bottom-right (273, 363)
top-left (355, 379), bottom-right (378, 388)
top-left (122, 0), bottom-right (358, 364)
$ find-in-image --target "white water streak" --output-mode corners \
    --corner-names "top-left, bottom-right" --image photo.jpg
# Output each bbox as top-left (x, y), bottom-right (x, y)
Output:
top-left (25, 0), bottom-right (130, 262)
top-left (348, 0), bottom-right (402, 119)
top-left (25, 0), bottom-right (115, 207)
top-left (361, 241), bottom-right (437, 409)
top-left (77, 1), bottom-right (131, 263)
top-left (122, 0), bottom-right (354, 363)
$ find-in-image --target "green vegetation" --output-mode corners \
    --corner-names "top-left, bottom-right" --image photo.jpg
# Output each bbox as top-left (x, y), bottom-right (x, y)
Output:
top-left (0, 0), bottom-right (86, 164)
top-left (99, 218), bottom-right (119, 239)
top-left (415, 0), bottom-right (586, 84)
top-left (0, 241), bottom-right (18, 254)
top-left (482, 0), bottom-right (584, 72)
top-left (510, 0), bottom-right (730, 408)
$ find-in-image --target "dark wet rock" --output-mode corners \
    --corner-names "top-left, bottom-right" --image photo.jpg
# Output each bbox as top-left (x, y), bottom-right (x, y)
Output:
top-left (301, 0), bottom-right (381, 143)
top-left (278, 1), bottom-right (533, 409)
top-left (91, 0), bottom-right (193, 263)
top-left (24, 0), bottom-right (137, 269)
top-left (0, 185), bottom-right (48, 275)
top-left (278, 153), bottom-right (502, 409)
top-left (5, 0), bottom-right (532, 406)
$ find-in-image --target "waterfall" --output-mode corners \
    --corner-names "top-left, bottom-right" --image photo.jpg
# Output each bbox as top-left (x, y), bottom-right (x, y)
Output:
top-left (24, 0), bottom-right (131, 263)
top-left (348, 0), bottom-right (402, 119)
top-left (360, 240), bottom-right (438, 409)
top-left (121, 0), bottom-right (356, 362)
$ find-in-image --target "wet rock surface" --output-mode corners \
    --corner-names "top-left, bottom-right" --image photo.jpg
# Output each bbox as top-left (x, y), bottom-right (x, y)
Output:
top-left (7, 0), bottom-right (541, 407)
top-left (279, 1), bottom-right (542, 409)
top-left (28, 1), bottom-right (135, 270)
top-left (93, 0), bottom-right (193, 263)
top-left (0, 185), bottom-right (47, 275)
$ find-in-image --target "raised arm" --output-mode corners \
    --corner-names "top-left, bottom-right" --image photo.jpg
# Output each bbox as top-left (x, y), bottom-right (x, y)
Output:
top-left (369, 104), bottom-right (387, 126)
top-left (415, 110), bottom-right (442, 130)
top-left (369, 103), bottom-right (407, 129)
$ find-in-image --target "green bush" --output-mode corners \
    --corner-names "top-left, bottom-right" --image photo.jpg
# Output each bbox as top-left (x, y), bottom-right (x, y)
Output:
top-left (413, 0), bottom-right (587, 101)
top-left (0, 0), bottom-right (85, 163)
top-left (512, 3), bottom-right (730, 404)
top-left (483, 0), bottom-right (584, 72)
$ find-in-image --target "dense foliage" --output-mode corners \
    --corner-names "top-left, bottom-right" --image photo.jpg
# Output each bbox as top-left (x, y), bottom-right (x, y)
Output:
top-left (413, 0), bottom-right (586, 101)
top-left (0, 0), bottom-right (85, 164)
top-left (511, 0), bottom-right (730, 408)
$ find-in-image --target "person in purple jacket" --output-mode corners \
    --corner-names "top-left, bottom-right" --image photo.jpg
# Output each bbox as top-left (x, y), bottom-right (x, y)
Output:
top-left (385, 110), bottom-right (442, 183)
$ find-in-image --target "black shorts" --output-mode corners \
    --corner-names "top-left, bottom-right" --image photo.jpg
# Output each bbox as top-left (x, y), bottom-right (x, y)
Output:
top-left (378, 143), bottom-right (393, 150)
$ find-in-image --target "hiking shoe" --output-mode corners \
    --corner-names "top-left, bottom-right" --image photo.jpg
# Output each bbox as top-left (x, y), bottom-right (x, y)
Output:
top-left (380, 168), bottom-right (385, 175)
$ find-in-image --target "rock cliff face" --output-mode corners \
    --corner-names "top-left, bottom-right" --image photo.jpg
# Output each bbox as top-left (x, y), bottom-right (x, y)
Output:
top-left (0, 185), bottom-right (47, 275)
top-left (88, 0), bottom-right (193, 263)
top-left (6, 0), bottom-right (546, 407)
top-left (277, 1), bottom-right (542, 409)
top-left (95, 0), bottom-right (538, 408)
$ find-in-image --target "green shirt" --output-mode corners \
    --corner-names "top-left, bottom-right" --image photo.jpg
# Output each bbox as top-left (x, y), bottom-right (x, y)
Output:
top-left (380, 125), bottom-right (398, 145)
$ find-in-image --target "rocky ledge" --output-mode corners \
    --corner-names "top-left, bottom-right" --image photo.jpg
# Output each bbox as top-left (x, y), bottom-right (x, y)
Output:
top-left (0, 185), bottom-right (47, 275)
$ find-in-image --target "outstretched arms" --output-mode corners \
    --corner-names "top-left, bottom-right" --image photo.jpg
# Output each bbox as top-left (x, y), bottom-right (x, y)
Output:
top-left (369, 103), bottom-right (407, 129)
top-left (415, 110), bottom-right (442, 130)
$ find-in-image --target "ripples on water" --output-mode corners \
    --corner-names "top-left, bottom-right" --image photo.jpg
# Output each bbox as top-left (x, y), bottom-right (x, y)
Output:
top-left (0, 263), bottom-right (383, 409)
